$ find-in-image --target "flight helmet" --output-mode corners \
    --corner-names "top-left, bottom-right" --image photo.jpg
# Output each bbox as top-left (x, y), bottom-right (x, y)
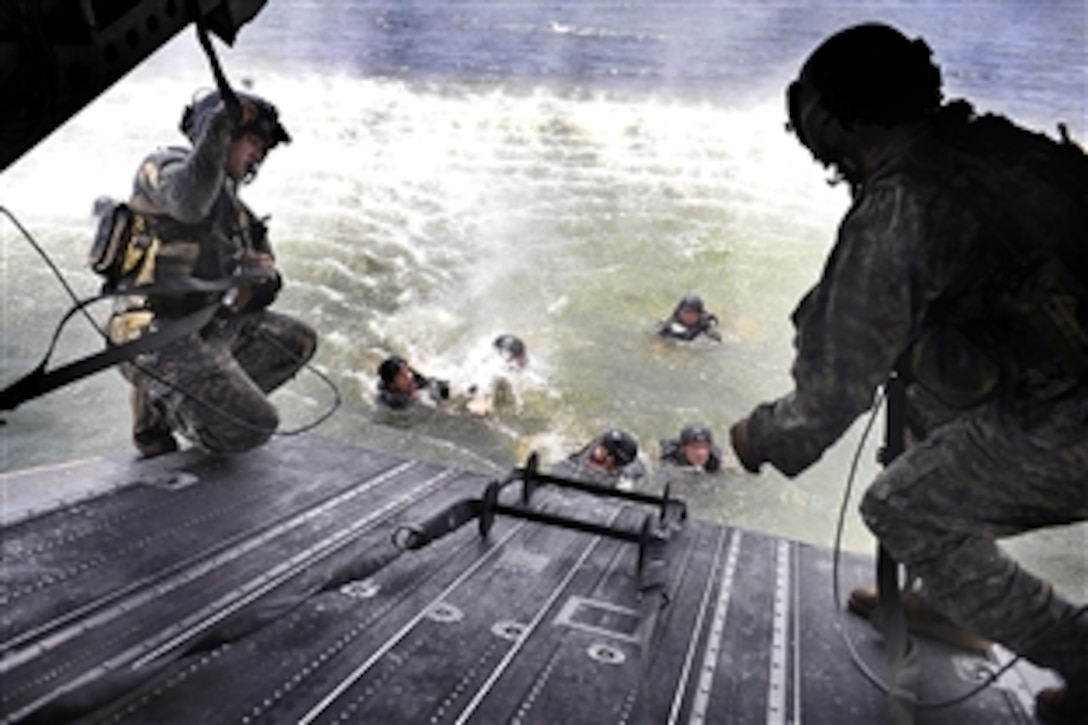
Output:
top-left (600, 429), bottom-right (638, 467)
top-left (787, 23), bottom-right (942, 154)
top-left (180, 88), bottom-right (291, 148)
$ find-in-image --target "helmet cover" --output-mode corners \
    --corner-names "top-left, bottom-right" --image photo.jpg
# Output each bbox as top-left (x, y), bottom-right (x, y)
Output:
top-left (180, 89), bottom-right (291, 148)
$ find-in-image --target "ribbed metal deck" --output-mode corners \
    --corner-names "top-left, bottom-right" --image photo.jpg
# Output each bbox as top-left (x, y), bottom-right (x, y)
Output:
top-left (0, 435), bottom-right (1044, 723)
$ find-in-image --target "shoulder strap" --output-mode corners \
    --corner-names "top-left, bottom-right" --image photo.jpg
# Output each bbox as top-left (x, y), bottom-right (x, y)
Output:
top-left (0, 301), bottom-right (218, 414)
top-left (0, 269), bottom-right (260, 415)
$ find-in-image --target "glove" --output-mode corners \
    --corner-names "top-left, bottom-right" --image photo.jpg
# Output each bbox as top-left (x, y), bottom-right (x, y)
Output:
top-left (729, 418), bottom-right (763, 474)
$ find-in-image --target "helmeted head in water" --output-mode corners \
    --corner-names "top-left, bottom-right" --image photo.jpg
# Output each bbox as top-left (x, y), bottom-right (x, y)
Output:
top-left (493, 334), bottom-right (528, 369)
top-left (680, 423), bottom-right (713, 447)
top-left (378, 355), bottom-right (414, 394)
top-left (679, 424), bottom-right (715, 469)
top-left (673, 294), bottom-right (705, 328)
top-left (589, 429), bottom-right (638, 471)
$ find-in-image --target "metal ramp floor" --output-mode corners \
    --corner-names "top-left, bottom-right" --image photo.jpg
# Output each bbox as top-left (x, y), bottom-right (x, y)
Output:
top-left (0, 435), bottom-right (1048, 723)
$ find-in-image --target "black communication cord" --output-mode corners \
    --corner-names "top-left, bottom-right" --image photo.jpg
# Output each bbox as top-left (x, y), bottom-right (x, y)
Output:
top-left (832, 382), bottom-right (1088, 709)
top-left (0, 205), bottom-right (340, 437)
top-left (190, 1), bottom-right (243, 125)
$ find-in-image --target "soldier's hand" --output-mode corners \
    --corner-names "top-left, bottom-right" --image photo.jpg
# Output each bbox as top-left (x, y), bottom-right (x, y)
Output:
top-left (241, 251), bottom-right (276, 281)
top-left (729, 418), bottom-right (762, 474)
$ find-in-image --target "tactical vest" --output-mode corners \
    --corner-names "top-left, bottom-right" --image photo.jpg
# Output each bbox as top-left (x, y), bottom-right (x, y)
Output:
top-left (658, 312), bottom-right (720, 341)
top-left (896, 102), bottom-right (1088, 406)
top-left (90, 180), bottom-right (268, 341)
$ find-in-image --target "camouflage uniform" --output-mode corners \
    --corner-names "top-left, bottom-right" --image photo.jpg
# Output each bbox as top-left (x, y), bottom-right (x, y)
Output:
top-left (742, 115), bottom-right (1088, 684)
top-left (111, 104), bottom-right (316, 454)
top-left (119, 310), bottom-right (314, 453)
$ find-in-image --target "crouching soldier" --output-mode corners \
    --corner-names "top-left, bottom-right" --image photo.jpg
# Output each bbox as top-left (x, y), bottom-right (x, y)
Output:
top-left (104, 89), bottom-right (316, 457)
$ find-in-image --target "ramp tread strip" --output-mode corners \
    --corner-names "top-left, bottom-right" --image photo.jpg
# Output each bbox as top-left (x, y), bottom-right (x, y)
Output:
top-left (193, 514), bottom-right (508, 723)
top-left (1, 459), bottom-right (419, 674)
top-left (4, 463), bottom-right (459, 722)
top-left (468, 525), bottom-right (645, 723)
top-left (414, 499), bottom-right (659, 725)
top-left (1, 457), bottom-right (413, 651)
top-left (452, 520), bottom-right (625, 724)
top-left (767, 539), bottom-right (790, 725)
top-left (302, 500), bottom-right (633, 725)
top-left (132, 467), bottom-right (463, 666)
top-left (295, 521), bottom-right (531, 725)
top-left (1, 473), bottom-right (454, 712)
top-left (612, 521), bottom-right (717, 725)
top-left (236, 491), bottom-right (591, 721)
top-left (665, 526), bottom-right (729, 724)
top-left (688, 528), bottom-right (743, 725)
top-left (791, 537), bottom-right (802, 723)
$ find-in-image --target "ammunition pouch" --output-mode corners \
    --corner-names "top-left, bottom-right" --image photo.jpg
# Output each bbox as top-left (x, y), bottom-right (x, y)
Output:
top-left (88, 201), bottom-right (134, 289)
top-left (911, 256), bottom-right (1088, 410)
top-left (1008, 256), bottom-right (1088, 378)
top-left (89, 199), bottom-right (160, 293)
top-left (908, 325), bottom-right (1003, 409)
top-left (902, 106), bottom-right (1088, 392)
top-left (107, 310), bottom-right (155, 345)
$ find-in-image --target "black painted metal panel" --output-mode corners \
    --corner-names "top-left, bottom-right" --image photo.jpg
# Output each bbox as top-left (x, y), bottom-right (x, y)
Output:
top-left (0, 435), bottom-right (1036, 724)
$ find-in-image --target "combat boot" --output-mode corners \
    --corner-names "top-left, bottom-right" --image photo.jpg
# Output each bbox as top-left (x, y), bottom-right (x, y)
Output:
top-left (848, 584), bottom-right (993, 653)
top-left (131, 387), bottom-right (177, 458)
top-left (1036, 684), bottom-right (1088, 725)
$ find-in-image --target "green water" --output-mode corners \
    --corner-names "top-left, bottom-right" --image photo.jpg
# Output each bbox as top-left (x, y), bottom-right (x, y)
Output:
top-left (2, 8), bottom-right (1083, 600)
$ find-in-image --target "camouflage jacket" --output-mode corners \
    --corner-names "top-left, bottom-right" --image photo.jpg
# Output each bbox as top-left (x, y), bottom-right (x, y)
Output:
top-left (115, 106), bottom-right (278, 324)
top-left (744, 118), bottom-right (1084, 477)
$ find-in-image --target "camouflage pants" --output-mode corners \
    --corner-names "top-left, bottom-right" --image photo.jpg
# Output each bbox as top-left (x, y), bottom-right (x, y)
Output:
top-left (121, 309), bottom-right (317, 453)
top-left (861, 383), bottom-right (1088, 683)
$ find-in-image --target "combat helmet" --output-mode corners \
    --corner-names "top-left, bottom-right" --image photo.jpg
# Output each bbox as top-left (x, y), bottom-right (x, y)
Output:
top-left (493, 334), bottom-right (527, 363)
top-left (599, 429), bottom-right (638, 467)
top-left (676, 293), bottom-right (705, 315)
top-left (378, 355), bottom-right (409, 386)
top-left (680, 424), bottom-right (714, 446)
top-left (179, 88), bottom-right (291, 148)
top-left (787, 23), bottom-right (942, 152)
